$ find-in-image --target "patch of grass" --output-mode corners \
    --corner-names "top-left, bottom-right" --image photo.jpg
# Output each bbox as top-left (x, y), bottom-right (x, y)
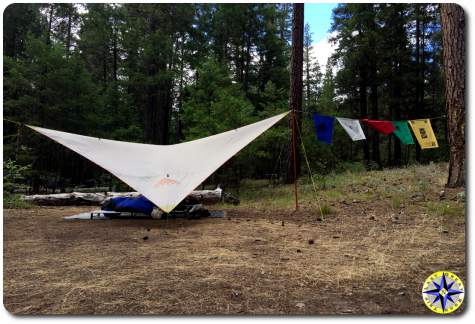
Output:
top-left (3, 194), bottom-right (34, 209)
top-left (391, 195), bottom-right (404, 209)
top-left (335, 161), bottom-right (366, 174)
top-left (426, 201), bottom-right (464, 217)
top-left (224, 163), bottom-right (452, 212)
top-left (319, 203), bottom-right (333, 216)
top-left (321, 190), bottom-right (343, 200)
top-left (416, 179), bottom-right (430, 194)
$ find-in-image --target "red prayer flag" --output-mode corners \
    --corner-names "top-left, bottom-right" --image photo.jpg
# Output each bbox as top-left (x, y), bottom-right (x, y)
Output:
top-left (361, 119), bottom-right (396, 135)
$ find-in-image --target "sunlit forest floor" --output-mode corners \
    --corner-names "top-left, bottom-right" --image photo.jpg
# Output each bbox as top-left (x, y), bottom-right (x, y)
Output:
top-left (3, 163), bottom-right (465, 314)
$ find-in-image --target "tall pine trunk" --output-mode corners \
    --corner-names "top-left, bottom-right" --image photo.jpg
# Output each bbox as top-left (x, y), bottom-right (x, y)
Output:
top-left (112, 25), bottom-right (119, 114)
top-left (176, 35), bottom-right (186, 142)
top-left (279, 4), bottom-right (290, 41)
top-left (304, 25), bottom-right (311, 111)
top-left (392, 85), bottom-right (402, 166)
top-left (359, 69), bottom-right (370, 166)
top-left (440, 4), bottom-right (465, 187)
top-left (144, 17), bottom-right (171, 145)
top-left (391, 8), bottom-right (405, 167)
top-left (392, 46), bottom-right (403, 166)
top-left (370, 67), bottom-right (381, 168)
top-left (286, 3), bottom-right (303, 184)
top-left (113, 27), bottom-right (118, 83)
top-left (65, 4), bottom-right (73, 56)
top-left (368, 13), bottom-right (381, 168)
top-left (46, 4), bottom-right (54, 45)
top-left (414, 6), bottom-right (424, 163)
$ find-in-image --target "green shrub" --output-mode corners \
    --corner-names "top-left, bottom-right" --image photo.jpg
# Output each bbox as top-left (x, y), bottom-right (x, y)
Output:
top-left (3, 159), bottom-right (31, 194)
top-left (3, 194), bottom-right (33, 209)
top-left (319, 203), bottom-right (333, 216)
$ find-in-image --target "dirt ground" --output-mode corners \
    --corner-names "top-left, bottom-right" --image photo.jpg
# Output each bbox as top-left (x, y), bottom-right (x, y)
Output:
top-left (3, 194), bottom-right (465, 315)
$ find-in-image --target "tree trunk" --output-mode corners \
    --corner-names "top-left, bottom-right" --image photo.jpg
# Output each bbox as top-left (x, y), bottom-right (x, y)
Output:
top-left (440, 4), bottom-right (465, 187)
top-left (176, 35), bottom-right (186, 142)
top-left (279, 3), bottom-right (290, 41)
top-left (392, 8), bottom-right (405, 167)
top-left (304, 24), bottom-right (311, 111)
top-left (156, 83), bottom-right (171, 145)
top-left (243, 30), bottom-right (252, 96)
top-left (113, 27), bottom-right (118, 83)
top-left (392, 57), bottom-right (402, 166)
top-left (359, 68), bottom-right (370, 166)
top-left (65, 4), bottom-right (73, 56)
top-left (14, 124), bottom-right (22, 161)
top-left (368, 16), bottom-right (381, 168)
top-left (392, 107), bottom-right (402, 166)
top-left (387, 134), bottom-right (392, 166)
top-left (370, 70), bottom-right (381, 168)
top-left (145, 75), bottom-right (159, 143)
top-left (286, 3), bottom-right (303, 184)
top-left (103, 47), bottom-right (108, 86)
top-left (112, 25), bottom-right (119, 114)
top-left (46, 4), bottom-right (54, 45)
top-left (415, 6), bottom-right (423, 163)
top-left (144, 18), bottom-right (171, 145)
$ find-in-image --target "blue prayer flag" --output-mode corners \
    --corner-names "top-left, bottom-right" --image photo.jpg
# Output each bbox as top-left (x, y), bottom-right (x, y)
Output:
top-left (313, 113), bottom-right (335, 144)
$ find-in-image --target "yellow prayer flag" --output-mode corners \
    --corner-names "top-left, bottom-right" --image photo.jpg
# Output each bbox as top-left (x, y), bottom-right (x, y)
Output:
top-left (408, 119), bottom-right (439, 149)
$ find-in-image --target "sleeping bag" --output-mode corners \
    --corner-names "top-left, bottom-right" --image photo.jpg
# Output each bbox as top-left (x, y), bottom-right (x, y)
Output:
top-left (101, 195), bottom-right (155, 215)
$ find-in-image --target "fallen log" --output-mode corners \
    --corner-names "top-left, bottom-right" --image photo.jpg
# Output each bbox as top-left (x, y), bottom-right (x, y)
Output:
top-left (21, 188), bottom-right (238, 206)
top-left (22, 192), bottom-right (106, 206)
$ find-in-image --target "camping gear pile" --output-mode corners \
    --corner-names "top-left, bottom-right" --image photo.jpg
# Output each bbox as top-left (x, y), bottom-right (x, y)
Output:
top-left (101, 195), bottom-right (211, 219)
top-left (22, 187), bottom-right (236, 220)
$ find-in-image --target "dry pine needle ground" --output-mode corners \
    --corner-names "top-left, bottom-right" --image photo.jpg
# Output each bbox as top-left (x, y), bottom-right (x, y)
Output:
top-left (3, 163), bottom-right (465, 314)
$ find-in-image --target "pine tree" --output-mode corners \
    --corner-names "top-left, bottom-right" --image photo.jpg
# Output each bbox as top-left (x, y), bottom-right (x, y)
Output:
top-left (3, 3), bottom-right (43, 58)
top-left (331, 4), bottom-right (377, 166)
top-left (286, 3), bottom-right (304, 185)
top-left (440, 4), bottom-right (465, 187)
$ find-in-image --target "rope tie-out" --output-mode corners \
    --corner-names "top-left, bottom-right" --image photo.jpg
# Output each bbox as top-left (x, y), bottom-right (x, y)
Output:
top-left (271, 131), bottom-right (287, 183)
top-left (3, 118), bottom-right (23, 126)
top-left (292, 109), bottom-right (447, 121)
top-left (15, 123), bottom-right (22, 159)
top-left (294, 119), bottom-right (324, 220)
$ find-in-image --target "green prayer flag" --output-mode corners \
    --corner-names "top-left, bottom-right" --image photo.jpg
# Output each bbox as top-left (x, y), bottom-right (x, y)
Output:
top-left (392, 121), bottom-right (415, 145)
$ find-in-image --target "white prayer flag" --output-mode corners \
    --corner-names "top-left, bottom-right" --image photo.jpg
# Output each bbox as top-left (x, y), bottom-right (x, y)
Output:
top-left (28, 112), bottom-right (288, 213)
top-left (336, 117), bottom-right (366, 141)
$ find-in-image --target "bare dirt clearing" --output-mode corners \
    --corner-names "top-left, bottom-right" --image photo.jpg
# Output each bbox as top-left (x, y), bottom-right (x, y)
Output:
top-left (3, 164), bottom-right (465, 315)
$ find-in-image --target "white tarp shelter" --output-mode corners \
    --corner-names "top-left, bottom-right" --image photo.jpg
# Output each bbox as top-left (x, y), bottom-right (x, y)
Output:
top-left (28, 112), bottom-right (288, 212)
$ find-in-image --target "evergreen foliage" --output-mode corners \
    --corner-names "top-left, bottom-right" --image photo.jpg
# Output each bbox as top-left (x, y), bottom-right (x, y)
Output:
top-left (3, 3), bottom-right (447, 193)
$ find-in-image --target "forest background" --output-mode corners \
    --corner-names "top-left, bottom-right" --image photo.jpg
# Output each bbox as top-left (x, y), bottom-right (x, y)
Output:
top-left (3, 3), bottom-right (447, 194)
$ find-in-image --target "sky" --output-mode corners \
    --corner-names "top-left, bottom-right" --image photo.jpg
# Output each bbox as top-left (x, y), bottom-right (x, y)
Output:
top-left (304, 2), bottom-right (337, 43)
top-left (304, 2), bottom-right (339, 70)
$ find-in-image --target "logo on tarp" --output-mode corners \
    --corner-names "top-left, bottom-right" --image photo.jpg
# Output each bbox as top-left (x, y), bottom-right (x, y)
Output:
top-left (422, 271), bottom-right (464, 314)
top-left (154, 176), bottom-right (179, 187)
